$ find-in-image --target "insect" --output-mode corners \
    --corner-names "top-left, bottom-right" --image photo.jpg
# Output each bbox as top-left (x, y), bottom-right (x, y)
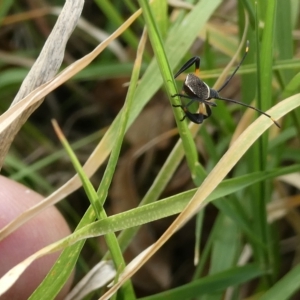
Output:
top-left (172, 41), bottom-right (280, 128)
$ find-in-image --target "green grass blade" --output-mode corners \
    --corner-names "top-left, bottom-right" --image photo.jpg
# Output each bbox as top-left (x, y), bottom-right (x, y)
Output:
top-left (29, 205), bottom-right (96, 300)
top-left (138, 0), bottom-right (205, 185)
top-left (28, 164), bottom-right (300, 273)
top-left (55, 122), bottom-right (134, 297)
top-left (260, 264), bottom-right (300, 300)
top-left (115, 138), bottom-right (186, 252)
top-left (138, 264), bottom-right (264, 300)
top-left (275, 0), bottom-right (294, 86)
top-left (3, 155), bottom-right (300, 298)
top-left (94, 0), bottom-right (140, 51)
top-left (5, 80), bottom-right (299, 300)
top-left (151, 0), bottom-right (168, 38)
top-left (259, 1), bottom-right (277, 112)
top-left (29, 121), bottom-right (132, 299)
top-left (200, 213), bottom-right (242, 300)
top-left (251, 1), bottom-right (278, 281)
top-left (96, 29), bottom-right (146, 207)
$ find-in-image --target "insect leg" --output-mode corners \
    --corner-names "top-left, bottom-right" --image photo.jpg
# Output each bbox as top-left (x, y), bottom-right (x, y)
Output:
top-left (174, 56), bottom-right (200, 78)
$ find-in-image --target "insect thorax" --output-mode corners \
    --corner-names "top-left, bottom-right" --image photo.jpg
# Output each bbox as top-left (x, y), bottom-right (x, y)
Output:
top-left (184, 73), bottom-right (210, 100)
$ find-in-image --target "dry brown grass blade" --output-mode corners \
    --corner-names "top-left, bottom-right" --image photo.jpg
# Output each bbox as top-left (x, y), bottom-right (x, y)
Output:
top-left (1, 6), bottom-right (128, 63)
top-left (0, 0), bottom-right (84, 169)
top-left (1, 7), bottom-right (52, 25)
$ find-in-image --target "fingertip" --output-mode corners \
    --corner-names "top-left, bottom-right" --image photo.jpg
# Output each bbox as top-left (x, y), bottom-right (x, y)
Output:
top-left (0, 176), bottom-right (73, 299)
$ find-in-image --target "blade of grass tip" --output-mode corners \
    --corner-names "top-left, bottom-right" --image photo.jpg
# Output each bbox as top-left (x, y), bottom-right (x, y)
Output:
top-left (51, 120), bottom-right (101, 215)
top-left (194, 210), bottom-right (204, 265)
top-left (138, 0), bottom-right (206, 185)
top-left (193, 211), bottom-right (225, 279)
top-left (99, 94), bottom-right (300, 300)
top-left (51, 120), bottom-right (135, 300)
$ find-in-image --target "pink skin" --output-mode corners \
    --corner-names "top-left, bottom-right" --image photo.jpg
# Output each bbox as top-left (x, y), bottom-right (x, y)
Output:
top-left (0, 176), bottom-right (73, 299)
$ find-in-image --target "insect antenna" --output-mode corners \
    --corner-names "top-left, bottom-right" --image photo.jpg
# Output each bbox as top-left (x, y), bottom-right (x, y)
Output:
top-left (217, 40), bottom-right (249, 93)
top-left (214, 95), bottom-right (280, 128)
